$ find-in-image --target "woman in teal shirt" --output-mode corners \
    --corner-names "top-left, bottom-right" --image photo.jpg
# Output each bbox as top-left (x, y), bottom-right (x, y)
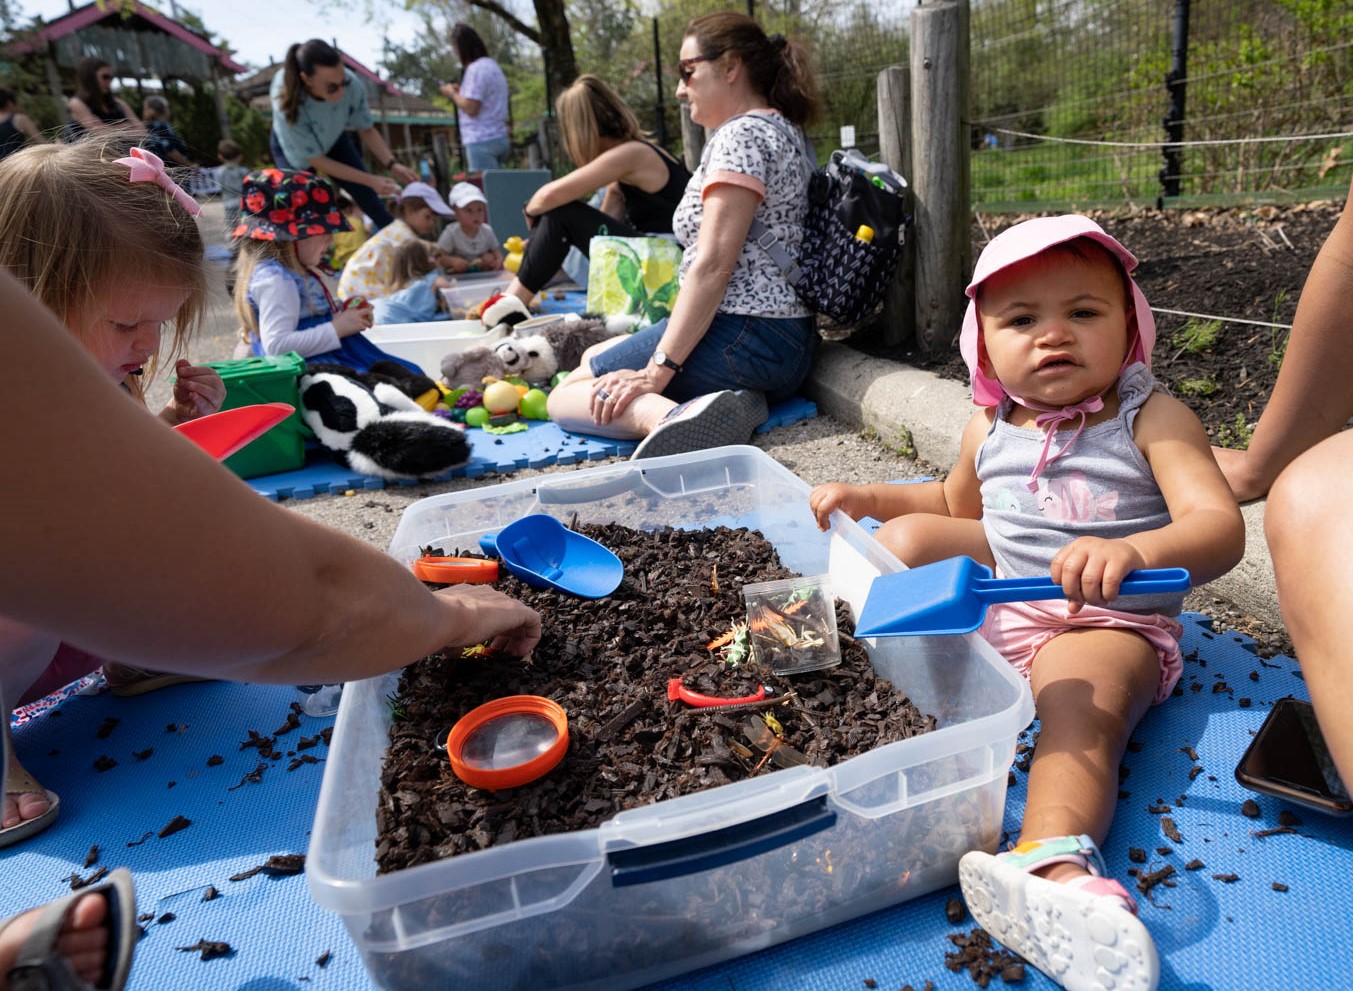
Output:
top-left (269, 39), bottom-right (419, 230)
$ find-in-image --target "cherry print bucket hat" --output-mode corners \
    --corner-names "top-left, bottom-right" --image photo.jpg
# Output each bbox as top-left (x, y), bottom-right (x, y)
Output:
top-left (233, 168), bottom-right (351, 242)
top-left (959, 215), bottom-right (1156, 407)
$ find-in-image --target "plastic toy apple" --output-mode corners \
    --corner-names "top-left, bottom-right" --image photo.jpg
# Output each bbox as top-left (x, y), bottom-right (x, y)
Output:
top-left (483, 380), bottom-right (521, 415)
top-left (464, 406), bottom-right (490, 428)
top-left (519, 388), bottom-right (549, 420)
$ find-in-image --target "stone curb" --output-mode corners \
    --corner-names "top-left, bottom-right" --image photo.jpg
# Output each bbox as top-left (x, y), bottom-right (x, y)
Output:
top-left (804, 342), bottom-right (1280, 629)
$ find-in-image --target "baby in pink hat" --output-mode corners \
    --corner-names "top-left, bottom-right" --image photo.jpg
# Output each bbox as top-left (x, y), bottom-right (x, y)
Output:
top-left (810, 216), bottom-right (1244, 991)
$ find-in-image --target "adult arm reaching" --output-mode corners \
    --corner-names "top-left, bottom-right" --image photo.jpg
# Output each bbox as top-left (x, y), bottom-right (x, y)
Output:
top-left (0, 267), bottom-right (540, 683)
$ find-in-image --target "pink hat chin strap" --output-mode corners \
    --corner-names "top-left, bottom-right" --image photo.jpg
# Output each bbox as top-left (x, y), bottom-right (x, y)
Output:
top-left (1013, 391), bottom-right (1106, 492)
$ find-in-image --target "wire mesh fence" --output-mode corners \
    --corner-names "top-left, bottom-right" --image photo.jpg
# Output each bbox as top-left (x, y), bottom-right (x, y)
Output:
top-left (970, 0), bottom-right (1353, 211)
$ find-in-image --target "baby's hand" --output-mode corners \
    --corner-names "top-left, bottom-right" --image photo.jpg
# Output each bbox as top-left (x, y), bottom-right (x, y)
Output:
top-left (1050, 537), bottom-right (1148, 613)
top-left (808, 482), bottom-right (870, 531)
top-left (443, 255), bottom-right (470, 274)
top-left (480, 249), bottom-right (503, 271)
top-left (334, 305), bottom-right (373, 337)
top-left (164, 359), bottom-right (226, 423)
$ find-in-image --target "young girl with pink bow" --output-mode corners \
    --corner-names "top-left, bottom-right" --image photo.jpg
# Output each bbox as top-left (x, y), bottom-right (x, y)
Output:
top-left (809, 216), bottom-right (1245, 991)
top-left (0, 136), bottom-right (226, 844)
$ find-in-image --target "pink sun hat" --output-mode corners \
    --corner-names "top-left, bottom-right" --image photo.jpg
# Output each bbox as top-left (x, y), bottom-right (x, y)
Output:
top-left (958, 215), bottom-right (1156, 407)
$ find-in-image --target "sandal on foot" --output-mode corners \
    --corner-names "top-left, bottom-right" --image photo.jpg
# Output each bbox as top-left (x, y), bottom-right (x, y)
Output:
top-left (101, 663), bottom-right (211, 699)
top-left (2, 867), bottom-right (137, 990)
top-left (1, 724), bottom-right (59, 850)
top-left (958, 835), bottom-right (1158, 991)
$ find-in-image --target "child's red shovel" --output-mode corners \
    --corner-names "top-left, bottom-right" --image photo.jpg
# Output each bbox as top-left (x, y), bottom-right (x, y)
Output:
top-left (173, 403), bottom-right (294, 461)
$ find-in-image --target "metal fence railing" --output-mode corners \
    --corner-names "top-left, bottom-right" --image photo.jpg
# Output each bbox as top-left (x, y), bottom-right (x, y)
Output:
top-left (969, 0), bottom-right (1353, 211)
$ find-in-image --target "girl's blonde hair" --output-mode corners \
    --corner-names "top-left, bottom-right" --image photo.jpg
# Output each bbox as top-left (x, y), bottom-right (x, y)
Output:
top-left (385, 239), bottom-right (435, 295)
top-left (0, 131), bottom-right (206, 401)
top-left (232, 237), bottom-right (305, 346)
top-left (556, 75), bottom-right (644, 167)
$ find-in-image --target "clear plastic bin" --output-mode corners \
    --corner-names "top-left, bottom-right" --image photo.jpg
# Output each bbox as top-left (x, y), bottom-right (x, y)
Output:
top-left (438, 272), bottom-right (516, 319)
top-left (307, 446), bottom-right (1034, 991)
top-left (364, 320), bottom-right (505, 379)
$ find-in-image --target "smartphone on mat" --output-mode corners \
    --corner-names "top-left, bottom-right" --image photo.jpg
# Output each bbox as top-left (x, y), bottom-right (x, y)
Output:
top-left (1235, 696), bottom-right (1353, 815)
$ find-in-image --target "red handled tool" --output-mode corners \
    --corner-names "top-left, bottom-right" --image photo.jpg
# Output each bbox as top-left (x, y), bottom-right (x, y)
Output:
top-left (666, 679), bottom-right (767, 708)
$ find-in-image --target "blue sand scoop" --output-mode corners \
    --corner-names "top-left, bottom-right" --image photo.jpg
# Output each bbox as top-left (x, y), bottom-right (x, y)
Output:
top-left (479, 514), bottom-right (624, 599)
top-left (854, 556), bottom-right (1191, 637)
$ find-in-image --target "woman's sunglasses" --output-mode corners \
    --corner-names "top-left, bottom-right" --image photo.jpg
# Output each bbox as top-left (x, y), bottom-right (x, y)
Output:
top-left (97, 73), bottom-right (114, 83)
top-left (307, 76), bottom-right (348, 97)
top-left (677, 52), bottom-right (719, 83)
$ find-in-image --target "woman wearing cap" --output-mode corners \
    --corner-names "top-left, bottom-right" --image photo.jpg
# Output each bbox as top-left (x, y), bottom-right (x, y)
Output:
top-left (271, 39), bottom-right (419, 232)
top-left (501, 74), bottom-right (690, 307)
top-left (546, 14), bottom-right (820, 459)
top-left (440, 24), bottom-right (510, 171)
top-left (233, 168), bottom-right (421, 374)
top-left (337, 181), bottom-right (455, 303)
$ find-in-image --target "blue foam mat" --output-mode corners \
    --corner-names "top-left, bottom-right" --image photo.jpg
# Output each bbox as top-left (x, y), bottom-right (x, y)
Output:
top-left (4, 614), bottom-right (1345, 991)
top-left (245, 395), bottom-right (819, 501)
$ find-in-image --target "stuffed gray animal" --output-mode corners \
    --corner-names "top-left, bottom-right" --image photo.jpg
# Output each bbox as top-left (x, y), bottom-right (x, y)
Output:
top-left (440, 308), bottom-right (636, 387)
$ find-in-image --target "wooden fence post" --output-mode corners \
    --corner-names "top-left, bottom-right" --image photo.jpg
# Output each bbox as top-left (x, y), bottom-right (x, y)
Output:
top-left (680, 103), bottom-right (706, 173)
top-left (877, 64), bottom-right (914, 350)
top-left (910, 0), bottom-right (970, 353)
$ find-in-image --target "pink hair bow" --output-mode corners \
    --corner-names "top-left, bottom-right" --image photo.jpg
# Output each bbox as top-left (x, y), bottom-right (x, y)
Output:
top-left (114, 146), bottom-right (203, 217)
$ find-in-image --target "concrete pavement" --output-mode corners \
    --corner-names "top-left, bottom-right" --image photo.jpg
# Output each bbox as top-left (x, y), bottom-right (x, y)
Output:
top-left (802, 342), bottom-right (1281, 630)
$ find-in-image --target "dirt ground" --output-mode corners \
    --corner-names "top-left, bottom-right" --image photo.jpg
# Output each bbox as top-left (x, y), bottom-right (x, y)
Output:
top-left (849, 197), bottom-right (1348, 447)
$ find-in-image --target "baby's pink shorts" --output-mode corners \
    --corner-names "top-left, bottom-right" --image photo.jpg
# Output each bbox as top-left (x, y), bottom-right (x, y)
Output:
top-left (979, 600), bottom-right (1183, 704)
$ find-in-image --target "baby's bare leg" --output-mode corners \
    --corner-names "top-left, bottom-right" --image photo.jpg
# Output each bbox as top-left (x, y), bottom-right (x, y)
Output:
top-left (873, 515), bottom-right (992, 569)
top-left (1021, 627), bottom-right (1159, 881)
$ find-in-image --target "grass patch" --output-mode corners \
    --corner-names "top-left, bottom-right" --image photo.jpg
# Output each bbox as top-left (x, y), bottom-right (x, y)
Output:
top-left (1215, 412), bottom-right (1253, 450)
top-left (1171, 318), bottom-right (1221, 355)
top-left (1176, 377), bottom-right (1217, 397)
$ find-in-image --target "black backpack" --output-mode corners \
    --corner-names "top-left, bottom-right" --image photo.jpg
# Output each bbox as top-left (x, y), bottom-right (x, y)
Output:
top-left (741, 112), bottom-right (908, 326)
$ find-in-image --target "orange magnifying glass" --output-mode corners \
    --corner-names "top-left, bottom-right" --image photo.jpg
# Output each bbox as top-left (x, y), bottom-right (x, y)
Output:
top-left (413, 556), bottom-right (500, 584)
top-left (446, 696), bottom-right (569, 791)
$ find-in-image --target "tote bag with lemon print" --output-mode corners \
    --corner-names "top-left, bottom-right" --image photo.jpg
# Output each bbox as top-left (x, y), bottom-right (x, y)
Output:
top-left (585, 235), bottom-right (682, 329)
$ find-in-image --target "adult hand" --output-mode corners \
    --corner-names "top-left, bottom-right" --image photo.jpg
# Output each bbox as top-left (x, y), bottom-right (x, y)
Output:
top-left (1050, 536), bottom-right (1149, 614)
top-left (439, 82), bottom-right (461, 101)
top-left (161, 358), bottom-right (226, 424)
top-left (438, 584), bottom-right (542, 657)
top-left (369, 174), bottom-right (401, 197)
top-left (808, 482), bottom-right (872, 532)
top-left (588, 367), bottom-right (664, 426)
top-left (390, 162), bottom-right (419, 185)
top-left (334, 306), bottom-right (373, 338)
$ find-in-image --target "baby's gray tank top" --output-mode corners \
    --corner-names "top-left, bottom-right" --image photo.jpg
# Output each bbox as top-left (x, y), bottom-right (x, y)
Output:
top-left (975, 363), bottom-right (1183, 616)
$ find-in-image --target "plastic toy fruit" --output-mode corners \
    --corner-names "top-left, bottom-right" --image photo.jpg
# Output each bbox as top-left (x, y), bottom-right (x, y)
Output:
top-left (464, 406), bottom-right (490, 428)
top-left (483, 380), bottom-right (521, 415)
top-left (550, 370), bottom-right (569, 388)
top-left (518, 388), bottom-right (549, 421)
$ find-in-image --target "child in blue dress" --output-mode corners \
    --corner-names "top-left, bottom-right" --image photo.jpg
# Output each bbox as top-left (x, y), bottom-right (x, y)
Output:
top-left (232, 168), bottom-right (420, 374)
top-left (372, 239), bottom-right (453, 325)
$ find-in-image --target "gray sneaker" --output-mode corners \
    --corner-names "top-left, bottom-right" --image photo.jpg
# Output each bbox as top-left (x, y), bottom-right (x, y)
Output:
top-left (631, 389), bottom-right (769, 460)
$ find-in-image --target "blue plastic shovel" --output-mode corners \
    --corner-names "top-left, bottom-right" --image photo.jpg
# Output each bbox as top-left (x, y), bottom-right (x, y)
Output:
top-left (854, 556), bottom-right (1191, 637)
top-left (479, 514), bottom-right (624, 599)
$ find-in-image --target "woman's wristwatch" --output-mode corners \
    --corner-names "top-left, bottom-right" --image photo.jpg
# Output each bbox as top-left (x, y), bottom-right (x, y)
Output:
top-left (652, 350), bottom-right (684, 374)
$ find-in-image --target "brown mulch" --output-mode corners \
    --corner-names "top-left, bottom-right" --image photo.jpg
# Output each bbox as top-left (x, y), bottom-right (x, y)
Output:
top-left (376, 523), bottom-right (938, 875)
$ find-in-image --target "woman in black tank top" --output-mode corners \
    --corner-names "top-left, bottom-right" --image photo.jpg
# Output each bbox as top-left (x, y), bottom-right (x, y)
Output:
top-left (65, 58), bottom-right (144, 142)
top-left (0, 88), bottom-right (45, 161)
top-left (506, 74), bottom-right (692, 303)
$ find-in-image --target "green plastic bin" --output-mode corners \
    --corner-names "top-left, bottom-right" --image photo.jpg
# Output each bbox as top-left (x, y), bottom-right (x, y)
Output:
top-left (205, 352), bottom-right (310, 479)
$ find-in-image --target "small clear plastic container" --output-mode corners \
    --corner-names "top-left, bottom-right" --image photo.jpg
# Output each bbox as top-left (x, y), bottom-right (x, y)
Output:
top-left (742, 574), bottom-right (841, 676)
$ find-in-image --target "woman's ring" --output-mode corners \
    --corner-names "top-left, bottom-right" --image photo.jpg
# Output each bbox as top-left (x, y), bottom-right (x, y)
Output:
top-left (597, 389), bottom-right (610, 401)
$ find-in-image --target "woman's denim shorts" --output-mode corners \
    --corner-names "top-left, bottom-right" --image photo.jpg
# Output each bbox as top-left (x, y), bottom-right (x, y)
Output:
top-left (589, 311), bottom-right (816, 404)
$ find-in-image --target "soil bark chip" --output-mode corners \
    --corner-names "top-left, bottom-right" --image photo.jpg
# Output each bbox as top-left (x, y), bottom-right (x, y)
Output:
top-left (376, 524), bottom-right (938, 874)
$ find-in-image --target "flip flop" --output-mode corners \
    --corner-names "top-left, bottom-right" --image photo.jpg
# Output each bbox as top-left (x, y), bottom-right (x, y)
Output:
top-left (1, 867), bottom-right (137, 990)
top-left (959, 847), bottom-right (1159, 991)
top-left (101, 663), bottom-right (212, 699)
top-left (1, 723), bottom-right (59, 850)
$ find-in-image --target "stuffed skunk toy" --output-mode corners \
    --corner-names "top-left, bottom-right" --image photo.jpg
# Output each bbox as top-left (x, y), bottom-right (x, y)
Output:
top-left (299, 361), bottom-right (470, 480)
